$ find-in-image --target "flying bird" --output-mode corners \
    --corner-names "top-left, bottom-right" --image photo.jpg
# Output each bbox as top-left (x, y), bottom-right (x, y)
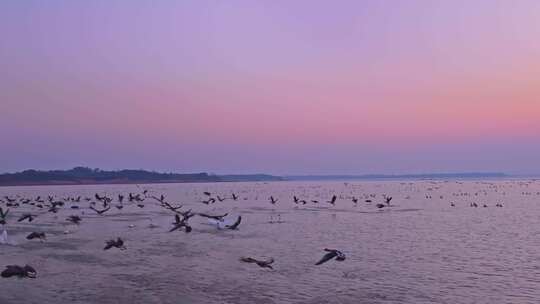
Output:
top-left (17, 214), bottom-right (35, 223)
top-left (1, 265), bottom-right (37, 278)
top-left (315, 248), bottom-right (346, 265)
top-left (26, 232), bottom-right (46, 241)
top-left (0, 207), bottom-right (9, 225)
top-left (89, 206), bottom-right (111, 215)
top-left (240, 257), bottom-right (274, 269)
top-left (198, 213), bottom-right (228, 221)
top-left (104, 238), bottom-right (126, 250)
top-left (328, 195), bottom-right (337, 205)
top-left (66, 215), bottom-right (82, 225)
top-left (225, 216), bottom-right (242, 230)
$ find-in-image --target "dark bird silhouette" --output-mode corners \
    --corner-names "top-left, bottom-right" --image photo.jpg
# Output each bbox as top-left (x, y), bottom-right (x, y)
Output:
top-left (66, 215), bottom-right (82, 225)
top-left (385, 196), bottom-right (393, 206)
top-left (160, 201), bottom-right (182, 212)
top-left (293, 196), bottom-right (299, 204)
top-left (1, 265), bottom-right (36, 278)
top-left (328, 195), bottom-right (337, 205)
top-left (170, 212), bottom-right (194, 233)
top-left (270, 196), bottom-right (278, 204)
top-left (0, 207), bottom-right (9, 225)
top-left (47, 205), bottom-right (59, 213)
top-left (104, 238), bottom-right (126, 250)
top-left (17, 214), bottom-right (35, 223)
top-left (203, 192), bottom-right (211, 196)
top-left (352, 197), bottom-right (358, 204)
top-left (240, 257), bottom-right (274, 269)
top-left (226, 216), bottom-right (242, 230)
top-left (118, 195), bottom-right (124, 203)
top-left (217, 196), bottom-right (226, 202)
top-left (90, 206), bottom-right (111, 215)
top-left (198, 213), bottom-right (228, 221)
top-left (151, 195), bottom-right (166, 203)
top-left (201, 198), bottom-right (215, 205)
top-left (231, 193), bottom-right (239, 201)
top-left (26, 232), bottom-right (46, 241)
top-left (315, 248), bottom-right (346, 265)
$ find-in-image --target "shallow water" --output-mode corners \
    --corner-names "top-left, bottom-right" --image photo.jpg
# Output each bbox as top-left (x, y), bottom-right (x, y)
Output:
top-left (1, 180), bottom-right (540, 304)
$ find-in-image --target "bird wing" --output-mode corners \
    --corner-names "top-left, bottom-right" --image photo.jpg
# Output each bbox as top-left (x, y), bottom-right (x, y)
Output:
top-left (226, 216), bottom-right (242, 230)
top-left (315, 251), bottom-right (337, 265)
top-left (103, 241), bottom-right (114, 250)
top-left (240, 257), bottom-right (257, 263)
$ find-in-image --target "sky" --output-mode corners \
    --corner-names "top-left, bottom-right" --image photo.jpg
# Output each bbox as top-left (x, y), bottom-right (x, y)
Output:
top-left (1, 0), bottom-right (540, 175)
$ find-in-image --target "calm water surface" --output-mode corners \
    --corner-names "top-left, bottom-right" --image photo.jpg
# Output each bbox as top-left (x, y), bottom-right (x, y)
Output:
top-left (1, 180), bottom-right (539, 304)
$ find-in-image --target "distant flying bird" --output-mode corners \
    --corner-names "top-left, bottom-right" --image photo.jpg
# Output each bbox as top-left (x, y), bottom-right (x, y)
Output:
top-left (201, 198), bottom-right (215, 205)
top-left (90, 206), bottom-right (111, 215)
top-left (17, 214), bottom-right (35, 223)
top-left (270, 196), bottom-right (278, 204)
top-left (26, 232), bottom-right (46, 241)
top-left (103, 238), bottom-right (126, 250)
top-left (240, 257), bottom-right (274, 269)
top-left (315, 248), bottom-right (346, 265)
top-left (66, 215), bottom-right (82, 225)
top-left (328, 195), bottom-right (337, 205)
top-left (0, 207), bottom-right (9, 225)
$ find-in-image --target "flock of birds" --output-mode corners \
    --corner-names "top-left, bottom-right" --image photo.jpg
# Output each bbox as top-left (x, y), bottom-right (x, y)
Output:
top-left (2, 180), bottom-right (536, 279)
top-left (0, 188), bottom-right (358, 278)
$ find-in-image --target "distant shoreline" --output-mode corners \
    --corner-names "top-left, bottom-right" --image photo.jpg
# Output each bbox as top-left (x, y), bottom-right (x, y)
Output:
top-left (0, 167), bottom-right (283, 187)
top-left (0, 167), bottom-right (526, 187)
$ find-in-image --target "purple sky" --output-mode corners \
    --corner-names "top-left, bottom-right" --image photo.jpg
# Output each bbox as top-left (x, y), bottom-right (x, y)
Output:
top-left (1, 1), bottom-right (540, 175)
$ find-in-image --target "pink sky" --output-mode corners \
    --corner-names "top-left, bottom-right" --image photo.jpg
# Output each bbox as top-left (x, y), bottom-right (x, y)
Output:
top-left (1, 1), bottom-right (539, 174)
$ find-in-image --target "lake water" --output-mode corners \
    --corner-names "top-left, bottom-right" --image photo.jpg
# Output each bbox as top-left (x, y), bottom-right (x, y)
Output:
top-left (1, 180), bottom-right (539, 304)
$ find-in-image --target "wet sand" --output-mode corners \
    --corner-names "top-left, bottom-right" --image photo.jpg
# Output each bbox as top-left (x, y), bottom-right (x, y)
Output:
top-left (1, 180), bottom-right (540, 304)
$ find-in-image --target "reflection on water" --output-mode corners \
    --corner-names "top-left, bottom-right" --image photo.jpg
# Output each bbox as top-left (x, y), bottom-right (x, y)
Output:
top-left (1, 180), bottom-right (540, 304)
